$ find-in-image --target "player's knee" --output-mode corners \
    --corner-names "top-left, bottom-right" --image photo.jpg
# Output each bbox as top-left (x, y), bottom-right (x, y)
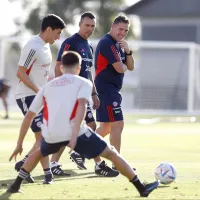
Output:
top-left (116, 120), bottom-right (124, 129)
top-left (104, 146), bottom-right (118, 160)
top-left (34, 140), bottom-right (41, 149)
top-left (110, 145), bottom-right (118, 154)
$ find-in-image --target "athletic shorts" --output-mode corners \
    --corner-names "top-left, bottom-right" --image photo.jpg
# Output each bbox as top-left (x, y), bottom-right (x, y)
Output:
top-left (85, 103), bottom-right (95, 124)
top-left (0, 79), bottom-right (9, 95)
top-left (96, 92), bottom-right (123, 122)
top-left (40, 128), bottom-right (107, 159)
top-left (16, 95), bottom-right (43, 133)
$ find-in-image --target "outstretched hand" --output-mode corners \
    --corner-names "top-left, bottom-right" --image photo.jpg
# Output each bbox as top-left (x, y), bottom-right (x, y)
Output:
top-left (9, 145), bottom-right (23, 162)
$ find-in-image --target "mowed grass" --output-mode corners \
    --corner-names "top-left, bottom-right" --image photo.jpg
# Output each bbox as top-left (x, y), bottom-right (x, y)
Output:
top-left (0, 112), bottom-right (200, 199)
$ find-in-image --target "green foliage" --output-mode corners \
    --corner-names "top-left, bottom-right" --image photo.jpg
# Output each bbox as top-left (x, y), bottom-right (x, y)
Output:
top-left (25, 7), bottom-right (41, 34)
top-left (94, 0), bottom-right (125, 37)
top-left (17, 0), bottom-right (137, 39)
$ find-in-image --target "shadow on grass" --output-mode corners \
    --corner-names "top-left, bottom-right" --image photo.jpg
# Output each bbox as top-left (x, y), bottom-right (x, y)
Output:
top-left (0, 169), bottom-right (96, 198)
top-left (0, 191), bottom-right (12, 200)
top-left (158, 185), bottom-right (170, 188)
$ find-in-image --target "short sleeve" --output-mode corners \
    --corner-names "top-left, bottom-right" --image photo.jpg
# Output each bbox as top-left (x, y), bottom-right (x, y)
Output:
top-left (100, 40), bottom-right (121, 64)
top-left (57, 40), bottom-right (72, 62)
top-left (29, 87), bottom-right (45, 114)
top-left (77, 80), bottom-right (92, 102)
top-left (18, 47), bottom-right (37, 68)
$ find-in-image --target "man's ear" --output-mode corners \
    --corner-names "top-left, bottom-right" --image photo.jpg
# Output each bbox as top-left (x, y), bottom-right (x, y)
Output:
top-left (46, 27), bottom-right (52, 32)
top-left (60, 65), bottom-right (64, 73)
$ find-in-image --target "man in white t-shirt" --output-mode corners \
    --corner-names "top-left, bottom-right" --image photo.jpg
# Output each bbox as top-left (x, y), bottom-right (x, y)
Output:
top-left (7, 51), bottom-right (159, 197)
top-left (14, 14), bottom-right (67, 184)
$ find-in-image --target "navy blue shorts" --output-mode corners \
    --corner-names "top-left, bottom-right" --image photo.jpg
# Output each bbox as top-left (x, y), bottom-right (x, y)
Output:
top-left (16, 95), bottom-right (43, 133)
top-left (85, 103), bottom-right (95, 124)
top-left (96, 92), bottom-right (123, 122)
top-left (40, 128), bottom-right (107, 159)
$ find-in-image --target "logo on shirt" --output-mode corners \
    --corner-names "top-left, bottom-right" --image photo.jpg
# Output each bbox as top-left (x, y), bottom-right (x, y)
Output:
top-left (82, 58), bottom-right (93, 62)
top-left (87, 113), bottom-right (93, 119)
top-left (85, 65), bottom-right (91, 71)
top-left (41, 63), bottom-right (51, 68)
top-left (50, 77), bottom-right (74, 86)
top-left (37, 121), bottom-right (42, 128)
top-left (113, 102), bottom-right (118, 107)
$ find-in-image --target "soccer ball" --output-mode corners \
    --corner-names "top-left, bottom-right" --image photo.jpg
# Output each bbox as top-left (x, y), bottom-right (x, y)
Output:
top-left (155, 163), bottom-right (177, 184)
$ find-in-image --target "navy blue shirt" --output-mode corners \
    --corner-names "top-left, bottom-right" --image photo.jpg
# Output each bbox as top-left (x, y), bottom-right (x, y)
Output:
top-left (94, 34), bottom-right (126, 93)
top-left (57, 33), bottom-right (93, 80)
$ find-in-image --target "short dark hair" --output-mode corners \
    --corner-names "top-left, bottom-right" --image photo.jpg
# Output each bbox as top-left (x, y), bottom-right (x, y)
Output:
top-left (41, 14), bottom-right (66, 32)
top-left (80, 12), bottom-right (96, 21)
top-left (61, 51), bottom-right (82, 68)
top-left (113, 15), bottom-right (130, 25)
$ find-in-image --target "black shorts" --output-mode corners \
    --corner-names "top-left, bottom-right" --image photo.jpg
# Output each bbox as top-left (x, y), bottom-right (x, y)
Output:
top-left (40, 128), bottom-right (107, 159)
top-left (16, 95), bottom-right (43, 133)
top-left (96, 92), bottom-right (123, 122)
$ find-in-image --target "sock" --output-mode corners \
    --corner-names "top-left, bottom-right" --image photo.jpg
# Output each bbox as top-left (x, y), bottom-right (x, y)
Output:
top-left (130, 175), bottom-right (145, 193)
top-left (44, 168), bottom-right (52, 176)
top-left (12, 168), bottom-right (30, 187)
top-left (22, 155), bottom-right (28, 163)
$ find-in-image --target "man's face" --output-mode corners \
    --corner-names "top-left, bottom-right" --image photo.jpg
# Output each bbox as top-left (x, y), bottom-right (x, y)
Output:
top-left (48, 28), bottom-right (63, 44)
top-left (79, 17), bottom-right (96, 39)
top-left (111, 22), bottom-right (129, 42)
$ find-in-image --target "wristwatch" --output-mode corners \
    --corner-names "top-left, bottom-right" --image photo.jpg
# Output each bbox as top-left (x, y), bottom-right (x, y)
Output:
top-left (125, 50), bottom-right (132, 55)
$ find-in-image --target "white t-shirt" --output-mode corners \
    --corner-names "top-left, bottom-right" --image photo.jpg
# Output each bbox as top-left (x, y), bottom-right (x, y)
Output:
top-left (16, 35), bottom-right (52, 99)
top-left (29, 74), bottom-right (93, 143)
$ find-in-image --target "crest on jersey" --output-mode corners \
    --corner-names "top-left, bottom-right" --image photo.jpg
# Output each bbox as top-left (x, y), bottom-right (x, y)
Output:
top-left (88, 113), bottom-right (93, 118)
top-left (37, 122), bottom-right (42, 128)
top-left (113, 102), bottom-right (118, 107)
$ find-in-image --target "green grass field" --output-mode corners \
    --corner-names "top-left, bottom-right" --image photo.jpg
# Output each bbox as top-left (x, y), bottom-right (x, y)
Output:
top-left (0, 112), bottom-right (200, 199)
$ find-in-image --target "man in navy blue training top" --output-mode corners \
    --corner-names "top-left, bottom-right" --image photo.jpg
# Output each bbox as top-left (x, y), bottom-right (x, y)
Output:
top-left (94, 15), bottom-right (134, 170)
top-left (53, 12), bottom-right (119, 177)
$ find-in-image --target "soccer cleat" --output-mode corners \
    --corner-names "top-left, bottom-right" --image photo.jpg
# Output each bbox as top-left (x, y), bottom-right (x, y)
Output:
top-left (140, 180), bottom-right (159, 197)
top-left (43, 174), bottom-right (54, 184)
top-left (70, 152), bottom-right (87, 170)
top-left (51, 166), bottom-right (71, 176)
top-left (95, 161), bottom-right (119, 177)
top-left (7, 184), bottom-right (22, 193)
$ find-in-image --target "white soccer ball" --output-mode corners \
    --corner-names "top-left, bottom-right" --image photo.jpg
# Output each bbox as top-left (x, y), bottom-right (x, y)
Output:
top-left (155, 163), bottom-right (177, 184)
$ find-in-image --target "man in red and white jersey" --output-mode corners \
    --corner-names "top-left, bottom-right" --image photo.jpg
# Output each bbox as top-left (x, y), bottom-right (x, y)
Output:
top-left (7, 51), bottom-right (159, 197)
top-left (14, 14), bottom-right (67, 184)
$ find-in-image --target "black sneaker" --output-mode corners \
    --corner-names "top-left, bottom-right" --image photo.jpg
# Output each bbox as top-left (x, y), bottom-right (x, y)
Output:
top-left (7, 184), bottom-right (22, 193)
top-left (51, 166), bottom-right (71, 176)
top-left (140, 181), bottom-right (159, 197)
top-left (70, 152), bottom-right (87, 170)
top-left (95, 161), bottom-right (119, 177)
top-left (14, 160), bottom-right (24, 171)
top-left (43, 174), bottom-right (54, 184)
